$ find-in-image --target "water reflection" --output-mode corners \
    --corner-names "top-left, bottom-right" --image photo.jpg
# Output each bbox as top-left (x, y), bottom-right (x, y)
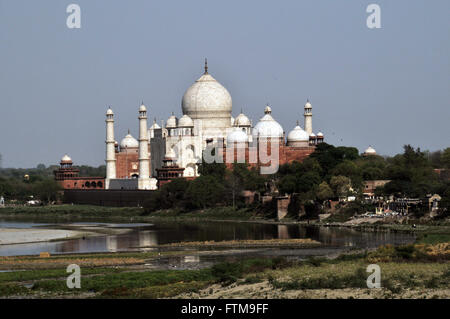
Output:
top-left (0, 221), bottom-right (415, 257)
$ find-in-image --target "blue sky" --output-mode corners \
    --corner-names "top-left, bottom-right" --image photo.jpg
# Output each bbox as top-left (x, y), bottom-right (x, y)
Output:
top-left (0, 0), bottom-right (449, 168)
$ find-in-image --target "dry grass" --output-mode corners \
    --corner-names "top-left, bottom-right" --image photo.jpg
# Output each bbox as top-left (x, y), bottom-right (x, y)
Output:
top-left (0, 256), bottom-right (145, 270)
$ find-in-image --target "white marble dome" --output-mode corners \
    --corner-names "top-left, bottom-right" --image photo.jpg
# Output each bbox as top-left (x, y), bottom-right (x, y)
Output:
top-left (227, 127), bottom-right (248, 143)
top-left (234, 113), bottom-right (251, 127)
top-left (317, 132), bottom-right (324, 137)
top-left (287, 125), bottom-right (309, 142)
top-left (139, 103), bottom-right (146, 112)
top-left (181, 72), bottom-right (232, 120)
top-left (364, 146), bottom-right (377, 155)
top-left (61, 154), bottom-right (72, 162)
top-left (178, 114), bottom-right (194, 127)
top-left (166, 114), bottom-right (178, 128)
top-left (252, 106), bottom-right (284, 138)
top-left (106, 108), bottom-right (113, 115)
top-left (120, 133), bottom-right (139, 149)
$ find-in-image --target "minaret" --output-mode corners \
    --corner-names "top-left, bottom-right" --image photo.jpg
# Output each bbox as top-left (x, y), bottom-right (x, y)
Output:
top-left (105, 107), bottom-right (116, 189)
top-left (138, 102), bottom-right (151, 190)
top-left (304, 99), bottom-right (313, 135)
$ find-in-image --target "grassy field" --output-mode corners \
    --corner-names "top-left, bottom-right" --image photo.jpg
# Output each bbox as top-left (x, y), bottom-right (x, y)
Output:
top-left (0, 242), bottom-right (448, 299)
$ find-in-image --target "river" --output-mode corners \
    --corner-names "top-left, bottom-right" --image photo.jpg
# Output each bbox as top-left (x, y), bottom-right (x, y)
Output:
top-left (0, 220), bottom-right (416, 260)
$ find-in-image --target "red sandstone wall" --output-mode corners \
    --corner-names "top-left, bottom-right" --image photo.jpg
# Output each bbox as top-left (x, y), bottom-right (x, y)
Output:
top-left (222, 144), bottom-right (315, 170)
top-left (115, 152), bottom-right (141, 178)
top-left (57, 178), bottom-right (105, 190)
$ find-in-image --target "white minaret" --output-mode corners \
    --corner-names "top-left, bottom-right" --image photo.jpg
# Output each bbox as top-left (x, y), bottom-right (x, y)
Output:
top-left (138, 102), bottom-right (151, 190)
top-left (304, 99), bottom-right (313, 135)
top-left (105, 107), bottom-right (116, 189)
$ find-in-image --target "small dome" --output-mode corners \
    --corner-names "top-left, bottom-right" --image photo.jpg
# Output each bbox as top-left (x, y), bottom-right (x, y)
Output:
top-left (166, 114), bottom-right (178, 128)
top-left (61, 154), bottom-right (72, 163)
top-left (253, 106), bottom-right (284, 138)
top-left (139, 103), bottom-right (147, 112)
top-left (317, 132), bottom-right (324, 137)
top-left (234, 112), bottom-right (251, 127)
top-left (120, 132), bottom-right (139, 149)
top-left (106, 108), bottom-right (114, 115)
top-left (287, 125), bottom-right (309, 142)
top-left (364, 146), bottom-right (377, 154)
top-left (304, 100), bottom-right (312, 109)
top-left (178, 114), bottom-right (194, 127)
top-left (150, 119), bottom-right (161, 130)
top-left (227, 128), bottom-right (248, 143)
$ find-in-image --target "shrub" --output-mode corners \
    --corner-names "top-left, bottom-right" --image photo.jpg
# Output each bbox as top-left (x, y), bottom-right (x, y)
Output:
top-left (211, 262), bottom-right (243, 285)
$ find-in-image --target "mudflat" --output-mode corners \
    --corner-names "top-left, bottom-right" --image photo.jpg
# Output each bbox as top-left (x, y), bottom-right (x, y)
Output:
top-left (0, 228), bottom-right (83, 245)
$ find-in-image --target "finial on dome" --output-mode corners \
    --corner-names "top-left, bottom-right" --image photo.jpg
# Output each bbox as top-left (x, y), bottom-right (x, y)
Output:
top-left (264, 104), bottom-right (272, 114)
top-left (296, 120), bottom-right (299, 126)
top-left (128, 128), bottom-right (130, 134)
top-left (204, 58), bottom-right (208, 74)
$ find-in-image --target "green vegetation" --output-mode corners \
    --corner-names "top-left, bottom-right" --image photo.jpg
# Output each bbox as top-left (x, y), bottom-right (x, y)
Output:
top-left (416, 233), bottom-right (450, 245)
top-left (0, 204), bottom-right (143, 220)
top-left (275, 144), bottom-right (450, 220)
top-left (1, 242), bottom-right (448, 298)
top-left (1, 144), bottom-right (449, 223)
top-left (0, 267), bottom-right (124, 284)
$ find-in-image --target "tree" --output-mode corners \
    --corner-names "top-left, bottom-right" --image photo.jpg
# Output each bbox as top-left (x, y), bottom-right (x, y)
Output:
top-left (185, 175), bottom-right (225, 209)
top-left (317, 182), bottom-right (334, 201)
top-left (33, 179), bottom-right (61, 203)
top-left (331, 160), bottom-right (362, 188)
top-left (277, 175), bottom-right (297, 195)
top-left (297, 171), bottom-right (321, 193)
top-left (197, 147), bottom-right (226, 181)
top-left (442, 148), bottom-right (450, 169)
top-left (330, 175), bottom-right (352, 198)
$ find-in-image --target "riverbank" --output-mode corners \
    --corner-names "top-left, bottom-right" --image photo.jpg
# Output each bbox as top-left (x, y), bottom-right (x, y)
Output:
top-left (1, 204), bottom-right (449, 247)
top-left (0, 242), bottom-right (448, 299)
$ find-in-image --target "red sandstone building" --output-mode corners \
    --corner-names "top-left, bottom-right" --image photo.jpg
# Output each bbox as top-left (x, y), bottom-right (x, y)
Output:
top-left (54, 155), bottom-right (105, 189)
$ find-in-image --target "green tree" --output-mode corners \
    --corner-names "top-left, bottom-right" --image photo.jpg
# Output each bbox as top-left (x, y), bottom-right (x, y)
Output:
top-left (185, 175), bottom-right (225, 209)
top-left (33, 179), bottom-right (61, 203)
top-left (330, 175), bottom-right (352, 198)
top-left (442, 148), bottom-right (450, 169)
top-left (317, 181), bottom-right (334, 201)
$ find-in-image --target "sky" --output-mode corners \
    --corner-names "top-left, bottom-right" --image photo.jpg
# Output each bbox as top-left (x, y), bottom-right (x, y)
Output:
top-left (0, 0), bottom-right (449, 168)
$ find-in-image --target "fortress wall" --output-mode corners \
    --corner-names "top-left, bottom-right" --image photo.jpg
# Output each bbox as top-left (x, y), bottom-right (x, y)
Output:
top-left (63, 189), bottom-right (154, 207)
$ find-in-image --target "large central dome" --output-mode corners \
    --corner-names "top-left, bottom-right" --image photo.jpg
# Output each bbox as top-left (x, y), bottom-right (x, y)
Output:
top-left (181, 62), bottom-right (232, 122)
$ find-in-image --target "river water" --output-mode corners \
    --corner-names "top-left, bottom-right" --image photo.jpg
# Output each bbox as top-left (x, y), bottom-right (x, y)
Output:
top-left (0, 220), bottom-right (416, 261)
